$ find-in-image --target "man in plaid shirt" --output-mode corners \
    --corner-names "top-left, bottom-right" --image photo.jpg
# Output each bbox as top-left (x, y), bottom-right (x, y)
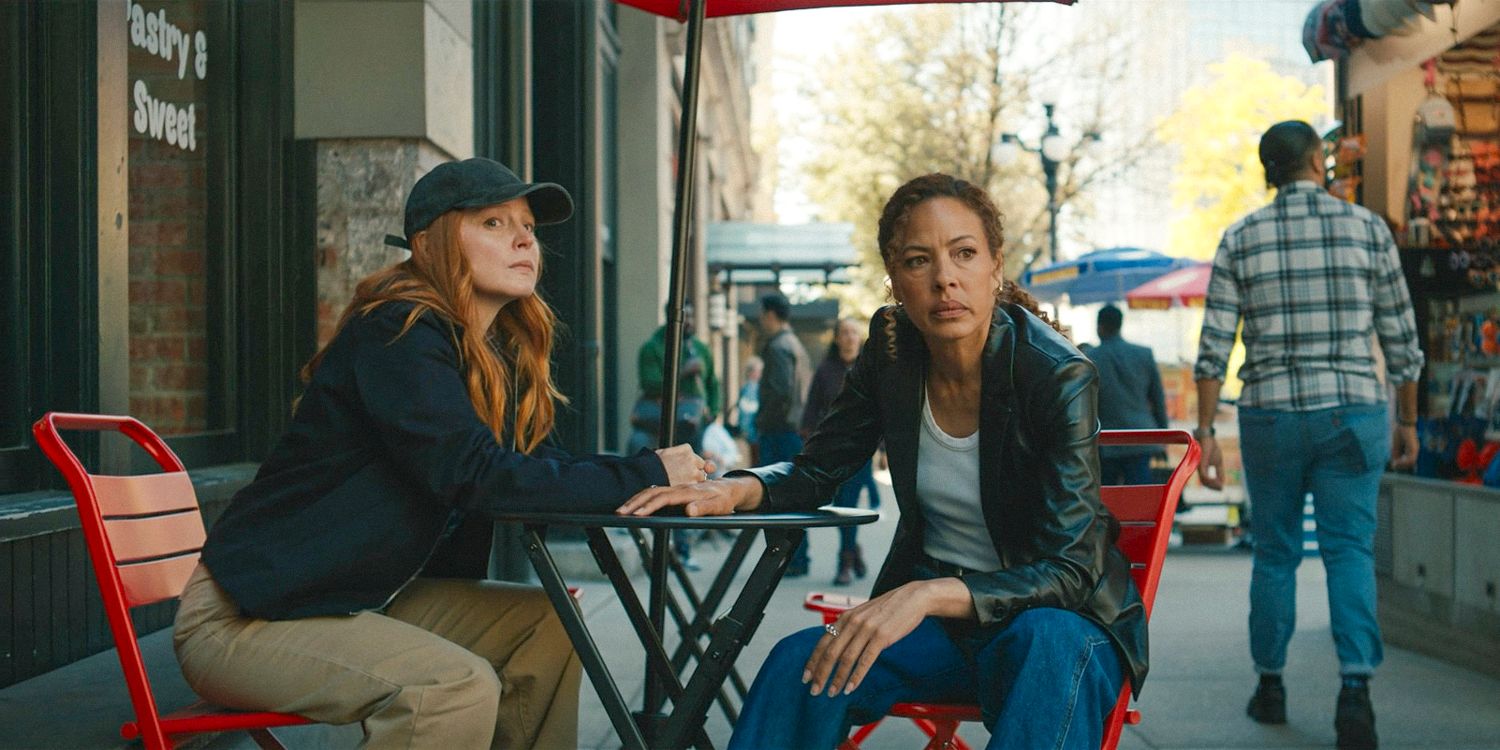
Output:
top-left (1193, 121), bottom-right (1422, 750)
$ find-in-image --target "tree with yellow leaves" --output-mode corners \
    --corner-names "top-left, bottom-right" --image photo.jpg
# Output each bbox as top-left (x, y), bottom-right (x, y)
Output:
top-left (1160, 54), bottom-right (1329, 261)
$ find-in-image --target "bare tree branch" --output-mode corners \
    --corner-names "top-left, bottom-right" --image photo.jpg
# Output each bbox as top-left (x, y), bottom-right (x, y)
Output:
top-left (789, 5), bottom-right (1167, 305)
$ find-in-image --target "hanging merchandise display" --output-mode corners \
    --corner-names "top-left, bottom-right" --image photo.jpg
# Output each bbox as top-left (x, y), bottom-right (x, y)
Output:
top-left (1304, 0), bottom-right (1462, 62)
top-left (1331, 0), bottom-right (1500, 682)
top-left (1344, 16), bottom-right (1500, 480)
top-left (1360, 0), bottom-right (1459, 38)
top-left (1329, 132), bottom-right (1368, 202)
top-left (1402, 41), bottom-right (1500, 480)
top-left (1304, 0), bottom-right (1360, 62)
top-left (1407, 60), bottom-right (1457, 239)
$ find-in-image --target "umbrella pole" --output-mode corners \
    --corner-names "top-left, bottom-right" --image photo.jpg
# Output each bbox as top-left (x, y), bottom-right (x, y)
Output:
top-left (648, 0), bottom-right (706, 730)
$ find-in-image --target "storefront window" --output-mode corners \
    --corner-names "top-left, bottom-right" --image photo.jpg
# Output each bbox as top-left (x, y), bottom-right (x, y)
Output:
top-left (126, 0), bottom-right (227, 436)
top-left (1, 1), bottom-right (30, 492)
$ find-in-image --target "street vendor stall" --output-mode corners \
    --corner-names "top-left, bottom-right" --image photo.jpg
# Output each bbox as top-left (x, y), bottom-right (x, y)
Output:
top-left (1326, 0), bottom-right (1500, 677)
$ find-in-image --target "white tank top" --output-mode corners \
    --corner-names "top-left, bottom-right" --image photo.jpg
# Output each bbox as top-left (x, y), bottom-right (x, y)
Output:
top-left (917, 392), bottom-right (1001, 572)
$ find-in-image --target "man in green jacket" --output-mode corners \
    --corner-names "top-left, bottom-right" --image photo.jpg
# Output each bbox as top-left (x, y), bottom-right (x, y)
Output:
top-left (630, 301), bottom-right (720, 451)
top-left (629, 302), bottom-right (721, 569)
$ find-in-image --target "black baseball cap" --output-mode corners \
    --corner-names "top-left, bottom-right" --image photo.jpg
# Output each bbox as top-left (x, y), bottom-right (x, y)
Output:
top-left (383, 158), bottom-right (574, 249)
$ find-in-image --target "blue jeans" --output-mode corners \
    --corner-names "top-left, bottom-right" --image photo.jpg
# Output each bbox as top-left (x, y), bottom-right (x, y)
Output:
top-left (729, 606), bottom-right (1124, 750)
top-left (1238, 404), bottom-right (1389, 676)
top-left (831, 459), bottom-right (878, 553)
top-left (760, 430), bottom-right (808, 568)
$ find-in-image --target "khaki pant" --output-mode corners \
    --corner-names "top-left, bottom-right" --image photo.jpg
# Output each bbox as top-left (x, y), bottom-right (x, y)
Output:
top-left (173, 564), bottom-right (580, 749)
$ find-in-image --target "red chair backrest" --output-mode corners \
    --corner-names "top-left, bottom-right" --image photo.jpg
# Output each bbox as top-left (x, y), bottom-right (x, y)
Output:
top-left (1095, 429), bottom-right (1198, 750)
top-left (1097, 429), bottom-right (1200, 617)
top-left (31, 412), bottom-right (205, 743)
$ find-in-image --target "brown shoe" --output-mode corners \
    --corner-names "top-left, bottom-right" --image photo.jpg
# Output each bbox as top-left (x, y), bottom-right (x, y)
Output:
top-left (833, 549), bottom-right (854, 586)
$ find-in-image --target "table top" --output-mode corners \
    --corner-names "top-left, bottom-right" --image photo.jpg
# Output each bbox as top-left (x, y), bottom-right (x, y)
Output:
top-left (496, 506), bottom-right (878, 530)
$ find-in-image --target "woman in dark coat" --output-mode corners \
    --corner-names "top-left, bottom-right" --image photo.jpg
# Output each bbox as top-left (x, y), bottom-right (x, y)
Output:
top-left (173, 158), bottom-right (707, 749)
top-left (619, 174), bottom-right (1144, 750)
top-left (802, 317), bottom-right (881, 585)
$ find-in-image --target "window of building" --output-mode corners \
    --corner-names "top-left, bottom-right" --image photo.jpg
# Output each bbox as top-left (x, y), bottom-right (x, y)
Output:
top-left (126, 0), bottom-right (232, 448)
top-left (0, 0), bottom-right (32, 494)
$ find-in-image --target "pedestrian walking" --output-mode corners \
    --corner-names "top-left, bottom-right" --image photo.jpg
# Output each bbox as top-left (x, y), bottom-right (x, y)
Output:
top-left (736, 356), bottom-right (763, 460)
top-left (628, 301), bottom-right (721, 570)
top-left (1088, 304), bottom-right (1168, 486)
top-left (803, 317), bottom-right (881, 586)
top-left (1193, 121), bottom-right (1423, 750)
top-left (756, 292), bottom-right (813, 576)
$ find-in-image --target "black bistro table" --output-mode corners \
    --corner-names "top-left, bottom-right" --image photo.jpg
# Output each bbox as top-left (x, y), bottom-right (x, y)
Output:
top-left (496, 508), bottom-right (877, 750)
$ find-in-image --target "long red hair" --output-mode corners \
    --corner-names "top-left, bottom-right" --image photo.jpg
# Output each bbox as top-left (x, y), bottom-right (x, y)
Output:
top-left (302, 209), bottom-right (564, 453)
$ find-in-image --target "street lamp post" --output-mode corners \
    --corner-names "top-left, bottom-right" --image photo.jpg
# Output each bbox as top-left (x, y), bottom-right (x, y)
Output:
top-left (1000, 101), bottom-right (1096, 264)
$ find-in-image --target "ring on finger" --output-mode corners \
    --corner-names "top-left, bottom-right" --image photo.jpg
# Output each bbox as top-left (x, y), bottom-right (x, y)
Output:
top-left (824, 622), bottom-right (840, 638)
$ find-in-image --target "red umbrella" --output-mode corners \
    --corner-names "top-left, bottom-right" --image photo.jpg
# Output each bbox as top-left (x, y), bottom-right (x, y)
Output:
top-left (1125, 261), bottom-right (1211, 309)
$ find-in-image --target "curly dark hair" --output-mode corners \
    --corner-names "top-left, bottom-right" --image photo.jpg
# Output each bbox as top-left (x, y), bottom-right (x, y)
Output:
top-left (875, 173), bottom-right (1062, 355)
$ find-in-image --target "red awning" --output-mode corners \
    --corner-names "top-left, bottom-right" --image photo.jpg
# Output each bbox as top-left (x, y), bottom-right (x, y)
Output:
top-left (1125, 262), bottom-right (1211, 310)
top-left (618, 0), bottom-right (1072, 22)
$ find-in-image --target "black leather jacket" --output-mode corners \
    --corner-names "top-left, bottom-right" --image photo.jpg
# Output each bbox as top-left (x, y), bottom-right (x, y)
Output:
top-left (741, 303), bottom-right (1148, 695)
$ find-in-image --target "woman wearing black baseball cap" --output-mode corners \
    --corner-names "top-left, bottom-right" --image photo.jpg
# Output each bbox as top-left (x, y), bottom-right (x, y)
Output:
top-left (172, 158), bottom-right (710, 748)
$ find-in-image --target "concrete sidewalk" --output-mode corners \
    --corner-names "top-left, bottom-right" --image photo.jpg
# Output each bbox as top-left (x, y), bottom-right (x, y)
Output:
top-left (2, 473), bottom-right (1497, 749)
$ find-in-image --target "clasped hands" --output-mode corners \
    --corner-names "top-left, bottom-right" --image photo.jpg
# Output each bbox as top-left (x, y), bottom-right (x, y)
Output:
top-left (619, 452), bottom-right (975, 698)
top-left (623, 444), bottom-right (759, 518)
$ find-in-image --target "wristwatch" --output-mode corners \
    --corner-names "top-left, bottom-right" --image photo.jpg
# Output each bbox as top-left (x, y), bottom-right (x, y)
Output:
top-left (1193, 425), bottom-right (1216, 440)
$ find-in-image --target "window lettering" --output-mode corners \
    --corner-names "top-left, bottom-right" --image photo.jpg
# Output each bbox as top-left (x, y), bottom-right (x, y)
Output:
top-left (132, 80), bottom-right (197, 153)
top-left (124, 1), bottom-right (208, 81)
top-left (126, 2), bottom-right (206, 152)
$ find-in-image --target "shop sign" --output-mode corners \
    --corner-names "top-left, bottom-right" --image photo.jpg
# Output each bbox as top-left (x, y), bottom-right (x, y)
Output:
top-left (126, 0), bottom-right (206, 153)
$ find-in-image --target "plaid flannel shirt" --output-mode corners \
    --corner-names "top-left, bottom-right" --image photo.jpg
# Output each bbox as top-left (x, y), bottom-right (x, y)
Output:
top-left (1193, 181), bottom-right (1424, 411)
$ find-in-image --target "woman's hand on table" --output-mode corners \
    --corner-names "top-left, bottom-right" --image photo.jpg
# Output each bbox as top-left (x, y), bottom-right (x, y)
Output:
top-left (616, 475), bottom-right (762, 517)
top-left (803, 577), bottom-right (971, 698)
top-left (654, 443), bottom-right (716, 485)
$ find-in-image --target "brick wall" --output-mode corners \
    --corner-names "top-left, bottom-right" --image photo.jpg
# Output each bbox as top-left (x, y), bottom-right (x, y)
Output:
top-left (127, 1), bottom-right (210, 435)
top-left (314, 139), bottom-right (448, 345)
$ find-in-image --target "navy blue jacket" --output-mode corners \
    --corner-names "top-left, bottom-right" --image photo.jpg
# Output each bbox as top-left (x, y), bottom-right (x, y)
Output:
top-left (1085, 335), bottom-right (1167, 458)
top-left (202, 302), bottom-right (667, 620)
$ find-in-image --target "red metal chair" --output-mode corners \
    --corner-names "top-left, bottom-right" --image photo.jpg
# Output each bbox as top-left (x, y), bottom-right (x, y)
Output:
top-left (804, 429), bottom-right (1200, 750)
top-left (32, 412), bottom-right (313, 750)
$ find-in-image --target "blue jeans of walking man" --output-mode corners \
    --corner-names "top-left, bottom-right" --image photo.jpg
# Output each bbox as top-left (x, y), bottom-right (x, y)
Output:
top-left (1098, 455), bottom-right (1152, 487)
top-left (1238, 404), bottom-right (1389, 676)
top-left (728, 571), bottom-right (1124, 750)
